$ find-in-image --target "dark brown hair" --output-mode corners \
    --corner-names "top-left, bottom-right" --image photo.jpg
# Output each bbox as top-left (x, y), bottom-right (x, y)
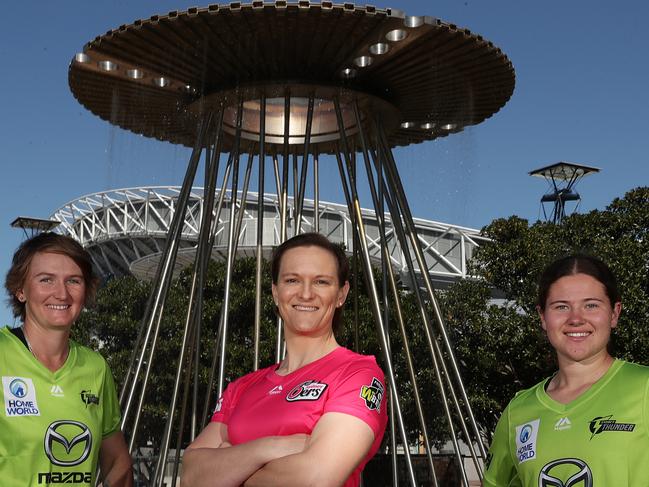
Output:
top-left (271, 232), bottom-right (349, 333)
top-left (537, 254), bottom-right (620, 309)
top-left (5, 233), bottom-right (99, 320)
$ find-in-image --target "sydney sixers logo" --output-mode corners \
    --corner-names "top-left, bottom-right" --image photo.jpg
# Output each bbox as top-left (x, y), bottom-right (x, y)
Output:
top-left (286, 381), bottom-right (328, 402)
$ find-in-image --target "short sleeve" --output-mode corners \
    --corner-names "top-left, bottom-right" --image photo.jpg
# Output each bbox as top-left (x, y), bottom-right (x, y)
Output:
top-left (210, 379), bottom-right (239, 425)
top-left (101, 363), bottom-right (122, 439)
top-left (323, 361), bottom-right (388, 438)
top-left (483, 403), bottom-right (520, 487)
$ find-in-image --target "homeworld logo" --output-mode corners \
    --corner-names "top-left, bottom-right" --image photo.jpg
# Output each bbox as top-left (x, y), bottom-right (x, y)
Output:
top-left (10, 378), bottom-right (27, 398)
top-left (515, 419), bottom-right (540, 464)
top-left (538, 458), bottom-right (593, 487)
top-left (589, 415), bottom-right (635, 440)
top-left (3, 376), bottom-right (40, 416)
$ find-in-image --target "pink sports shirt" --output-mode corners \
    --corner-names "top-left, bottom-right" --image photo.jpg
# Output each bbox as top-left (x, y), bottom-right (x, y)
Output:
top-left (211, 346), bottom-right (388, 486)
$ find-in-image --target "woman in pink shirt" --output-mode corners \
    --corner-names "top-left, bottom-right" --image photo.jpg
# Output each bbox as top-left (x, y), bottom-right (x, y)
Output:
top-left (182, 233), bottom-right (387, 487)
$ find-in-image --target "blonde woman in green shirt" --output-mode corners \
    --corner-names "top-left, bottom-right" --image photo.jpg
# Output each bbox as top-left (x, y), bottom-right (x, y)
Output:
top-left (2, 233), bottom-right (133, 487)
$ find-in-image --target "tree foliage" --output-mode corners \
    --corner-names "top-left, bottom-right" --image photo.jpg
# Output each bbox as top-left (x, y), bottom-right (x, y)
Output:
top-left (442, 186), bottom-right (649, 439)
top-left (73, 186), bottom-right (649, 449)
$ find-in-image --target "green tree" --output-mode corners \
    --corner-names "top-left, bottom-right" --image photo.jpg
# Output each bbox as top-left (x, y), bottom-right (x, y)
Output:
top-left (73, 186), bottom-right (649, 449)
top-left (443, 186), bottom-right (649, 440)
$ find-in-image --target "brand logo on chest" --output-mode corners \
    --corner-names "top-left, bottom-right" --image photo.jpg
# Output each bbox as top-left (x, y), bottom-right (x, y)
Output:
top-left (588, 414), bottom-right (635, 439)
top-left (515, 418), bottom-right (540, 464)
top-left (3, 376), bottom-right (40, 416)
top-left (286, 380), bottom-right (328, 402)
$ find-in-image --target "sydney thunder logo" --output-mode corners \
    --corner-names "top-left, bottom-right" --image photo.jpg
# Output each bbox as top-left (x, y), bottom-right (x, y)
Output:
top-left (588, 415), bottom-right (635, 440)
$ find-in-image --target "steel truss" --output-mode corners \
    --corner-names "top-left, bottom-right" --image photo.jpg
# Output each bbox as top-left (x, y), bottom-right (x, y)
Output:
top-left (51, 186), bottom-right (487, 287)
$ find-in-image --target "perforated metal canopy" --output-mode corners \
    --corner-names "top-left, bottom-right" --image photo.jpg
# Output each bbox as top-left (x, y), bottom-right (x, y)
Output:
top-left (69, 1), bottom-right (515, 149)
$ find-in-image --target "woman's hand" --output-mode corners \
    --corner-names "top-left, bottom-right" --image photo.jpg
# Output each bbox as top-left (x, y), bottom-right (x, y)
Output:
top-left (99, 431), bottom-right (133, 487)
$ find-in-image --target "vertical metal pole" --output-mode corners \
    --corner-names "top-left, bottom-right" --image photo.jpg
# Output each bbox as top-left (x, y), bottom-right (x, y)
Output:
top-left (292, 151), bottom-right (298, 232)
top-left (155, 111), bottom-right (225, 487)
top-left (199, 155), bottom-right (234, 427)
top-left (352, 102), bottom-right (438, 485)
top-left (377, 125), bottom-right (487, 466)
top-left (232, 149), bottom-right (255, 248)
top-left (281, 91), bottom-right (290, 244)
top-left (295, 94), bottom-right (314, 234)
top-left (273, 150), bottom-right (282, 219)
top-left (333, 98), bottom-right (417, 487)
top-left (314, 152), bottom-right (320, 233)
top-left (122, 115), bottom-right (212, 450)
top-left (370, 141), bottom-right (473, 486)
top-left (254, 94), bottom-right (266, 371)
top-left (275, 91), bottom-right (290, 362)
top-left (217, 97), bottom-right (245, 397)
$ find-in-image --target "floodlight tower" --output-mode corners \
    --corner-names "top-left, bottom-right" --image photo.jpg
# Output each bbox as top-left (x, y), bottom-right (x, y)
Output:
top-left (68, 3), bottom-right (515, 485)
top-left (10, 216), bottom-right (60, 238)
top-left (530, 162), bottom-right (600, 224)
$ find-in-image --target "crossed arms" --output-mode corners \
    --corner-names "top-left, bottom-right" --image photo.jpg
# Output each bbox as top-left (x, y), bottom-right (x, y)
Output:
top-left (181, 412), bottom-right (375, 487)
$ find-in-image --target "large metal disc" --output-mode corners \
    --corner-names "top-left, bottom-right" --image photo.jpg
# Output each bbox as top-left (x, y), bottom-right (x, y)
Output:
top-left (69, 1), bottom-right (515, 149)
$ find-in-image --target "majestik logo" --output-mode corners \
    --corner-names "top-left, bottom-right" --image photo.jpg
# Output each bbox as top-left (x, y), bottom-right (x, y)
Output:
top-left (589, 415), bottom-right (635, 440)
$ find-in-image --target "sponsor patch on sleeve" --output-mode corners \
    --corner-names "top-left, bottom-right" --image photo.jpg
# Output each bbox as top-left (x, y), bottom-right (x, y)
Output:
top-left (3, 376), bottom-right (40, 416)
top-left (360, 377), bottom-right (384, 412)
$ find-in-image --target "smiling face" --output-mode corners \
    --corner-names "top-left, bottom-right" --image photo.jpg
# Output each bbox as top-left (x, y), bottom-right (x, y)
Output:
top-left (272, 245), bottom-right (350, 339)
top-left (539, 273), bottom-right (621, 366)
top-left (17, 251), bottom-right (87, 332)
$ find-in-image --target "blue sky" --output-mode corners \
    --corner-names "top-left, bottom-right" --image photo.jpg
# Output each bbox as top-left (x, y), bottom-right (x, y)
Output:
top-left (1, 0), bottom-right (648, 325)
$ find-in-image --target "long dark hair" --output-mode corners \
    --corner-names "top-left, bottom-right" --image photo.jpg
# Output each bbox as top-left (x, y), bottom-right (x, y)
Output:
top-left (537, 254), bottom-right (620, 309)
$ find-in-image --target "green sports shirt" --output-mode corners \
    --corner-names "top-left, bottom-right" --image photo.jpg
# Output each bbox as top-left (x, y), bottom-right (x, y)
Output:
top-left (0, 326), bottom-right (121, 486)
top-left (483, 359), bottom-right (649, 486)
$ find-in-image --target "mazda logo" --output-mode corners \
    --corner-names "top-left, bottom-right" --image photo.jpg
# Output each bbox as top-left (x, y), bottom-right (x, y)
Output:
top-left (539, 458), bottom-right (592, 487)
top-left (44, 420), bottom-right (92, 467)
